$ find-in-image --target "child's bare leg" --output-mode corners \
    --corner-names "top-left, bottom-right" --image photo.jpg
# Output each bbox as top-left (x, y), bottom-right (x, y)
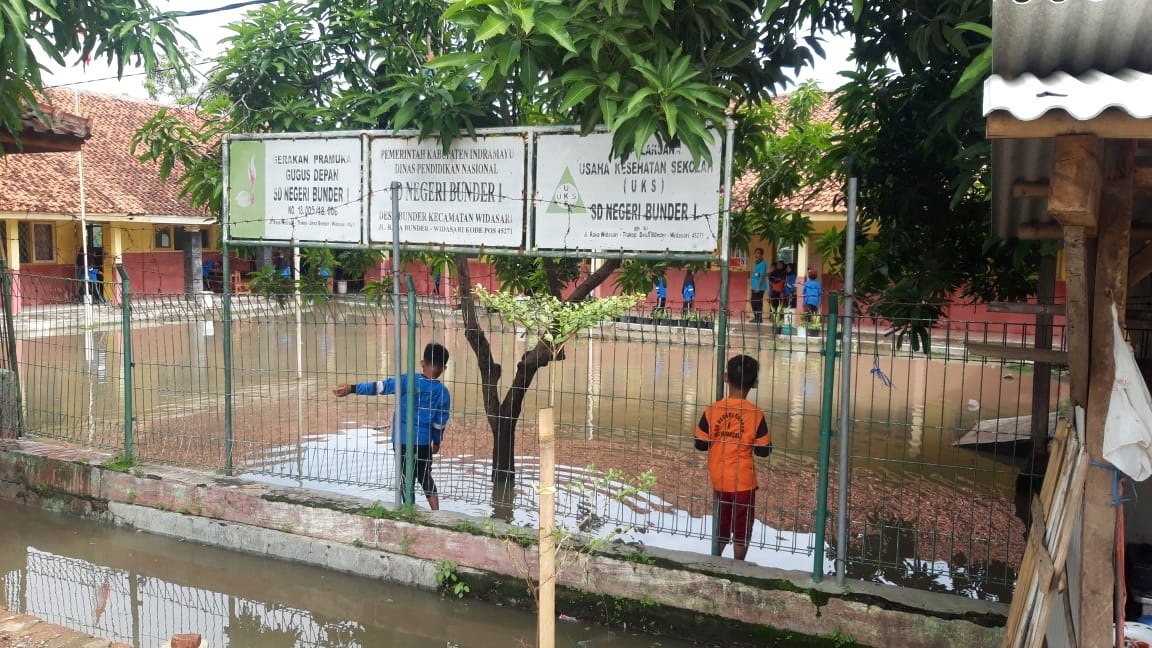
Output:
top-left (716, 538), bottom-right (729, 557)
top-left (428, 494), bottom-right (440, 511)
top-left (733, 543), bottom-right (749, 561)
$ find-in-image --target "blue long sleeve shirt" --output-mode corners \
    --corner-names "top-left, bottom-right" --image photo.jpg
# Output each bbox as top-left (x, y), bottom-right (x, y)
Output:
top-left (354, 374), bottom-right (451, 446)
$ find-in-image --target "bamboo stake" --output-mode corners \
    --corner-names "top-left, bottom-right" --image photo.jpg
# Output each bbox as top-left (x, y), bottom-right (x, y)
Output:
top-left (538, 407), bottom-right (556, 648)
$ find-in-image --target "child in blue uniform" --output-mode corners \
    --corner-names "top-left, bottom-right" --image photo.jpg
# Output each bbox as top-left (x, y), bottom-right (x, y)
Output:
top-left (333, 343), bottom-right (451, 510)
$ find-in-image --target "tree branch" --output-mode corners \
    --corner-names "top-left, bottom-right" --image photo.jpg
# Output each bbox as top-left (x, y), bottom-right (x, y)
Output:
top-left (454, 253), bottom-right (502, 419)
top-left (500, 342), bottom-right (555, 424)
top-left (542, 258), bottom-right (565, 297)
top-left (565, 258), bottom-right (621, 303)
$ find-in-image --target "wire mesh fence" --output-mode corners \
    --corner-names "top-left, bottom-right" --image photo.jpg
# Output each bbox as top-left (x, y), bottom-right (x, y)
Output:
top-left (1, 267), bottom-right (1069, 602)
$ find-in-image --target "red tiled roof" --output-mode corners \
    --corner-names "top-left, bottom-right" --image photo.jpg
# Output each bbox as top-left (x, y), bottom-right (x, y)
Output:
top-left (0, 89), bottom-right (205, 218)
top-left (732, 94), bottom-right (845, 215)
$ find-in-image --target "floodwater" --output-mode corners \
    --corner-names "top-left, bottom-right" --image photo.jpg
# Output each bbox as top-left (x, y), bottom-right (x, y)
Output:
top-left (0, 500), bottom-right (696, 648)
top-left (11, 301), bottom-right (1053, 601)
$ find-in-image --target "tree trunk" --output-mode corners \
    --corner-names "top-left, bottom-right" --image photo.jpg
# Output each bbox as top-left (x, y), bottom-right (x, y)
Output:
top-left (454, 253), bottom-right (622, 481)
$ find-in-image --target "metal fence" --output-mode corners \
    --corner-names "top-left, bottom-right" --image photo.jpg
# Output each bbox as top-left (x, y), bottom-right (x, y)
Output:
top-left (1, 266), bottom-right (1067, 602)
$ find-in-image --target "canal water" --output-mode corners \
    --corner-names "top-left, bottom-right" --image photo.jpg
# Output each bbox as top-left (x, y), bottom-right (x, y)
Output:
top-left (0, 500), bottom-right (698, 647)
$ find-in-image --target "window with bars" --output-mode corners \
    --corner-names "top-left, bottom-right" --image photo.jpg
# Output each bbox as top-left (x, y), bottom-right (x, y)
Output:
top-left (14, 222), bottom-right (56, 263)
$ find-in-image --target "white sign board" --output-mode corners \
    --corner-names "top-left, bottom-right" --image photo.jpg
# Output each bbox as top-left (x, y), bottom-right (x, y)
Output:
top-left (534, 132), bottom-right (721, 252)
top-left (369, 136), bottom-right (526, 247)
top-left (227, 137), bottom-right (363, 243)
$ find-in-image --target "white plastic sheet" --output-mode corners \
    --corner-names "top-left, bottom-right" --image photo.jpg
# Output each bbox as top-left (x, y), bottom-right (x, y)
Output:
top-left (1104, 302), bottom-right (1152, 481)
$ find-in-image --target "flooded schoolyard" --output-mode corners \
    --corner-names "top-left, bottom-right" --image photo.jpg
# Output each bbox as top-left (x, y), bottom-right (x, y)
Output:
top-left (10, 299), bottom-right (1060, 601)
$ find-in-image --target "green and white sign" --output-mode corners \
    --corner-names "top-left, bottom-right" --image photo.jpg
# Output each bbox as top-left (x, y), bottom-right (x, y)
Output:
top-left (534, 132), bottom-right (721, 252)
top-left (368, 136), bottom-right (526, 247)
top-left (227, 137), bottom-right (364, 243)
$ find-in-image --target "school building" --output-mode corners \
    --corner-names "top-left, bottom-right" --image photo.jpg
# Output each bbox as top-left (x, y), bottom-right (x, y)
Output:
top-left (0, 89), bottom-right (219, 312)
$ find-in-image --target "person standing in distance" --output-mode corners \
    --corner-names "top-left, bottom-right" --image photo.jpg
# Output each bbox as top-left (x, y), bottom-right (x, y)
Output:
top-left (333, 343), bottom-right (451, 510)
top-left (694, 354), bottom-right (772, 560)
top-left (749, 248), bottom-right (767, 324)
top-left (682, 269), bottom-right (696, 316)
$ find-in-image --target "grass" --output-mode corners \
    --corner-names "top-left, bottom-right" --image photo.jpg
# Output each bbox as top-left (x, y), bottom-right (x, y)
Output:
top-left (101, 453), bottom-right (138, 473)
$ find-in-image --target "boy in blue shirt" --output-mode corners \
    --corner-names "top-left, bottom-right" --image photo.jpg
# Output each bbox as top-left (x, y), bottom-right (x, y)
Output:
top-left (333, 343), bottom-right (451, 510)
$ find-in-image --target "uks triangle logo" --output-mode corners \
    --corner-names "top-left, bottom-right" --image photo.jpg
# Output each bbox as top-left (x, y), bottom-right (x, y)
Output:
top-left (546, 167), bottom-right (587, 214)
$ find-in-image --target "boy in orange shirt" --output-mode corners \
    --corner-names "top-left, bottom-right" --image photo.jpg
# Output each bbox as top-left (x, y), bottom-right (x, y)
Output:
top-left (695, 354), bottom-right (772, 560)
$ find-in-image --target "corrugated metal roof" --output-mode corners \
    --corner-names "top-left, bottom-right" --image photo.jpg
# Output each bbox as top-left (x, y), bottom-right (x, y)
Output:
top-left (984, 69), bottom-right (1152, 121)
top-left (988, 0), bottom-right (1152, 239)
top-left (992, 0), bottom-right (1152, 79)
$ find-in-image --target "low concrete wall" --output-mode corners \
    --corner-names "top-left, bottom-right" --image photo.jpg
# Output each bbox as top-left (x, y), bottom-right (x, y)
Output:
top-left (0, 439), bottom-right (1006, 647)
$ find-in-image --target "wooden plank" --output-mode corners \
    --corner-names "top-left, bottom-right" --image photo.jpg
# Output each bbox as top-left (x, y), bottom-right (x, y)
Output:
top-left (965, 343), bottom-right (1068, 365)
top-left (1063, 227), bottom-right (1089, 407)
top-left (1028, 500), bottom-right (1055, 591)
top-left (1011, 169), bottom-right (1152, 197)
top-left (1031, 254), bottom-right (1057, 448)
top-left (1002, 419), bottom-right (1075, 648)
top-left (1012, 182), bottom-right (1050, 199)
top-left (1031, 451), bottom-right (1087, 648)
top-left (1078, 139), bottom-right (1134, 648)
top-left (987, 301), bottom-right (1065, 316)
top-left (1013, 224), bottom-right (1152, 240)
top-left (1049, 135), bottom-right (1101, 228)
top-left (1024, 430), bottom-right (1081, 648)
top-left (1129, 241), bottom-right (1152, 286)
top-left (988, 110), bottom-right (1152, 139)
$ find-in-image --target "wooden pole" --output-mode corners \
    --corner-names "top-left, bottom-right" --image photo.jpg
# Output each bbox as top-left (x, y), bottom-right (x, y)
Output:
top-left (1078, 139), bottom-right (1134, 648)
top-left (1030, 253), bottom-right (1056, 452)
top-left (538, 407), bottom-right (556, 648)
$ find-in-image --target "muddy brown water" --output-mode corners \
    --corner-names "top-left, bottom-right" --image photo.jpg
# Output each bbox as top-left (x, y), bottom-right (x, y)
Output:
top-left (13, 303), bottom-right (1053, 601)
top-left (0, 500), bottom-right (700, 648)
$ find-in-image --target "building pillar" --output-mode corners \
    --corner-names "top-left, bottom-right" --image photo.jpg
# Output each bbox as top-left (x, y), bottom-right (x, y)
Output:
top-left (794, 238), bottom-right (810, 336)
top-left (2, 219), bottom-right (20, 314)
top-left (107, 226), bottom-right (123, 303)
top-left (183, 227), bottom-right (204, 296)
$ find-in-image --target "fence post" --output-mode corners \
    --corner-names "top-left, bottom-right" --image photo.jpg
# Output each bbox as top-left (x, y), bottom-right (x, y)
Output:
top-left (115, 265), bottom-right (134, 458)
top-left (404, 275), bottom-right (418, 506)
top-left (0, 260), bottom-right (25, 436)
top-left (221, 245), bottom-right (234, 476)
top-left (812, 295), bottom-right (839, 581)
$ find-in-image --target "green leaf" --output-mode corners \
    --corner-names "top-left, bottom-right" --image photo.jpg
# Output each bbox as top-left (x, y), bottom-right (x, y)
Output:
top-left (954, 22), bottom-right (992, 39)
top-left (950, 46), bottom-right (991, 99)
top-left (425, 51), bottom-right (478, 70)
top-left (621, 87), bottom-right (656, 120)
top-left (662, 101), bottom-right (678, 138)
top-left (513, 5), bottom-right (536, 33)
top-left (476, 13), bottom-right (511, 41)
top-left (536, 16), bottom-right (577, 53)
top-left (559, 82), bottom-right (599, 112)
top-left (852, 0), bottom-right (863, 21)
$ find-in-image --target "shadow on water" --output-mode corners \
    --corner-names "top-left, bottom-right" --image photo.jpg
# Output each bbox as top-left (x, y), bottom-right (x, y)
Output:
top-left (0, 501), bottom-right (699, 648)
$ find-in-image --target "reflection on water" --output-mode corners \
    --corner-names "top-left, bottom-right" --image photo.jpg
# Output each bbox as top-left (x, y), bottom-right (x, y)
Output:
top-left (0, 500), bottom-right (697, 648)
top-left (245, 425), bottom-right (819, 573)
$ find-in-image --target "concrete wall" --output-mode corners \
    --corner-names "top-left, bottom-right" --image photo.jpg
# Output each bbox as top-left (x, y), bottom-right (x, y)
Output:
top-left (0, 439), bottom-right (1006, 648)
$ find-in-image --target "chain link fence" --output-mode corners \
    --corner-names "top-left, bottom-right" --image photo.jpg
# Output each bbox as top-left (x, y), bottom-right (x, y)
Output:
top-left (2, 267), bottom-right (1067, 601)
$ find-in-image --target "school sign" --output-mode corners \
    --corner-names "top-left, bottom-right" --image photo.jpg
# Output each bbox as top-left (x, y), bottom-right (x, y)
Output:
top-left (223, 128), bottom-right (724, 253)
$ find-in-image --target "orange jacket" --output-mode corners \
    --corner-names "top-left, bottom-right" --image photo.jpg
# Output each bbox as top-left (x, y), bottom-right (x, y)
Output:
top-left (695, 397), bottom-right (772, 492)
